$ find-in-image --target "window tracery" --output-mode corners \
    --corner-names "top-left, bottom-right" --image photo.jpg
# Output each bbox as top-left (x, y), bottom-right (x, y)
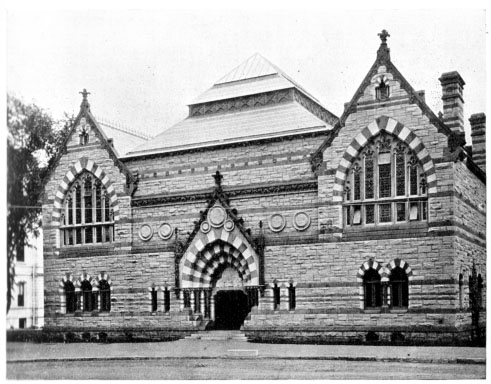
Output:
top-left (344, 133), bottom-right (427, 227)
top-left (60, 171), bottom-right (114, 246)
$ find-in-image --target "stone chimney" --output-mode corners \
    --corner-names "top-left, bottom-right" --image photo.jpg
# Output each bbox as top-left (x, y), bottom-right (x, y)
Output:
top-left (469, 113), bottom-right (486, 172)
top-left (439, 72), bottom-right (465, 135)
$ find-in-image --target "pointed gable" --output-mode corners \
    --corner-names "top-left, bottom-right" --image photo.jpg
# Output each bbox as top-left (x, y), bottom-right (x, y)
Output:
top-left (311, 29), bottom-right (456, 167)
top-left (43, 90), bottom-right (138, 197)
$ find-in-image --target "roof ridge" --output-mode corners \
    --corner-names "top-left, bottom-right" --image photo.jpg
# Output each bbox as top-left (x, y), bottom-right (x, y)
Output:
top-left (96, 116), bottom-right (152, 140)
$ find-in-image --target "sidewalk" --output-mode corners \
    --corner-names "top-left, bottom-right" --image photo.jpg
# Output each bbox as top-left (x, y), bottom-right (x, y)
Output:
top-left (7, 339), bottom-right (486, 365)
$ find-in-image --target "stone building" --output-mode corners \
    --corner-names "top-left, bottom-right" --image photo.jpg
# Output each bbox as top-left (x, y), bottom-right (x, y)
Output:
top-left (42, 31), bottom-right (486, 344)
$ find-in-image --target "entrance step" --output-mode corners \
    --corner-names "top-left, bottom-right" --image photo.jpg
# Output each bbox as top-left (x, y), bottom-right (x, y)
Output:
top-left (185, 330), bottom-right (248, 341)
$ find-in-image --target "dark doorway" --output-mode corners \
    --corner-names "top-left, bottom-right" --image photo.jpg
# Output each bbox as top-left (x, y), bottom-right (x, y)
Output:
top-left (214, 290), bottom-right (249, 330)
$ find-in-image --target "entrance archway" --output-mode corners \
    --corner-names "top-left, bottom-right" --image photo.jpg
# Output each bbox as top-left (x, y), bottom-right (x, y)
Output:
top-left (212, 266), bottom-right (250, 330)
top-left (214, 290), bottom-right (249, 330)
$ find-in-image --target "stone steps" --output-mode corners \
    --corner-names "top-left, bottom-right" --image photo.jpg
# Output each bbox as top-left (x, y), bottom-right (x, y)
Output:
top-left (185, 330), bottom-right (248, 341)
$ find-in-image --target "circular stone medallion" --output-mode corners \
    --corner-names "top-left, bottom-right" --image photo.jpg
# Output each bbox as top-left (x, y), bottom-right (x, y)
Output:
top-left (224, 219), bottom-right (235, 232)
top-left (293, 211), bottom-right (311, 231)
top-left (139, 224), bottom-right (153, 241)
top-left (200, 221), bottom-right (211, 233)
top-left (158, 223), bottom-right (173, 240)
top-left (269, 213), bottom-right (286, 233)
top-left (208, 206), bottom-right (227, 227)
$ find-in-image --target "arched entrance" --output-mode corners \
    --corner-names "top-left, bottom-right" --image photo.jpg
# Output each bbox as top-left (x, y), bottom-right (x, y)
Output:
top-left (212, 267), bottom-right (250, 330)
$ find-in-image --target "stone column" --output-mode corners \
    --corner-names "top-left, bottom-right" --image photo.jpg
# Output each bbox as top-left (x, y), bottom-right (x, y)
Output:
top-left (200, 290), bottom-right (205, 315)
top-left (179, 290), bottom-right (184, 311)
top-left (210, 294), bottom-right (215, 321)
top-left (280, 284), bottom-right (289, 311)
top-left (190, 290), bottom-right (195, 313)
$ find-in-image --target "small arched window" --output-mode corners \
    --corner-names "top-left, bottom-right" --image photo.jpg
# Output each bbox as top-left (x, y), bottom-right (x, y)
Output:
top-left (81, 280), bottom-right (94, 312)
top-left (64, 281), bottom-right (77, 313)
top-left (61, 172), bottom-right (114, 246)
top-left (390, 267), bottom-right (409, 308)
top-left (344, 133), bottom-right (427, 227)
top-left (376, 78), bottom-right (390, 100)
top-left (478, 274), bottom-right (484, 308)
top-left (288, 283), bottom-right (296, 310)
top-left (99, 280), bottom-right (111, 312)
top-left (364, 268), bottom-right (382, 308)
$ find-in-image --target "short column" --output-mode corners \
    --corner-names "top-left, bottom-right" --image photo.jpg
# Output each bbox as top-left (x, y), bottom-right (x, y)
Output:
top-left (200, 290), bottom-right (205, 315)
top-left (210, 294), bottom-right (215, 321)
top-left (190, 290), bottom-right (195, 313)
top-left (179, 290), bottom-right (184, 311)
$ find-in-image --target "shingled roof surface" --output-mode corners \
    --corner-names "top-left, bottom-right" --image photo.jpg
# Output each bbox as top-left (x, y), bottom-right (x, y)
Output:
top-left (97, 118), bottom-right (151, 156)
top-left (125, 54), bottom-right (336, 157)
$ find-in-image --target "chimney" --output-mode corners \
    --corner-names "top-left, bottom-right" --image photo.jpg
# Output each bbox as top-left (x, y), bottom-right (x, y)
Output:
top-left (439, 71), bottom-right (465, 135)
top-left (469, 113), bottom-right (486, 172)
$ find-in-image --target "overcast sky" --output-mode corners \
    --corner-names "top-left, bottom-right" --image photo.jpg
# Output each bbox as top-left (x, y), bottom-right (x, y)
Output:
top-left (6, 8), bottom-right (486, 142)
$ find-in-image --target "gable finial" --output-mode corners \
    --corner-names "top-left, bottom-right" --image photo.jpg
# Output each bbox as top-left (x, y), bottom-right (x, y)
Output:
top-left (212, 170), bottom-right (223, 188)
top-left (79, 88), bottom-right (91, 111)
top-left (376, 29), bottom-right (391, 63)
top-left (378, 29), bottom-right (390, 44)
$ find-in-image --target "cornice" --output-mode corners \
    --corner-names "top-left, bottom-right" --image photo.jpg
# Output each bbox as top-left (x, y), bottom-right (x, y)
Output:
top-left (132, 180), bottom-right (318, 207)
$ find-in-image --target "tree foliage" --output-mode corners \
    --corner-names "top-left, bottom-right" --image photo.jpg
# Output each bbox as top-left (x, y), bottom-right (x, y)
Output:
top-left (7, 94), bottom-right (72, 313)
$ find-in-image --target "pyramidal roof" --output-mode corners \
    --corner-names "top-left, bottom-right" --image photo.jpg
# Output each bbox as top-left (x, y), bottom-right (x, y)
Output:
top-left (215, 53), bottom-right (280, 84)
top-left (124, 54), bottom-right (338, 158)
top-left (191, 53), bottom-right (323, 105)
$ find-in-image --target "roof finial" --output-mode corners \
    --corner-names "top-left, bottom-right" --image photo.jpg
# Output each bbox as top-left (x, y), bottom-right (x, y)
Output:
top-left (378, 29), bottom-right (390, 44)
top-left (79, 88), bottom-right (91, 111)
top-left (376, 29), bottom-right (391, 63)
top-left (212, 170), bottom-right (223, 188)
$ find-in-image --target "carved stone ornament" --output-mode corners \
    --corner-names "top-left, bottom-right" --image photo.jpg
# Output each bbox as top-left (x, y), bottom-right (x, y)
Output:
top-left (224, 219), bottom-right (235, 232)
top-left (158, 223), bottom-right (173, 240)
top-left (77, 118), bottom-right (91, 135)
top-left (208, 206), bottom-right (227, 227)
top-left (269, 213), bottom-right (286, 233)
top-left (293, 211), bottom-right (311, 231)
top-left (200, 221), bottom-right (211, 233)
top-left (139, 224), bottom-right (154, 241)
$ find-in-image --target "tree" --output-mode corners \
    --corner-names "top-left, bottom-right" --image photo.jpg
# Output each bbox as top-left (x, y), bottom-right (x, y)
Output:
top-left (7, 94), bottom-right (71, 312)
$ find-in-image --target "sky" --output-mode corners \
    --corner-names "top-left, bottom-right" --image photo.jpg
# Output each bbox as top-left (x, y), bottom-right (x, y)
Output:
top-left (6, 8), bottom-right (487, 143)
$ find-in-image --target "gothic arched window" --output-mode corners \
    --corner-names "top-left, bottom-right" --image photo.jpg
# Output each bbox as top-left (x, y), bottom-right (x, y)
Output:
top-left (344, 133), bottom-right (427, 227)
top-left (81, 280), bottom-right (94, 312)
top-left (390, 267), bottom-right (409, 308)
top-left (364, 268), bottom-right (382, 308)
top-left (61, 172), bottom-right (114, 246)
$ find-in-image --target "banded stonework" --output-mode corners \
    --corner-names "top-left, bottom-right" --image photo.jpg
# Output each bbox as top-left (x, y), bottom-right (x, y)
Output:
top-left (42, 33), bottom-right (485, 345)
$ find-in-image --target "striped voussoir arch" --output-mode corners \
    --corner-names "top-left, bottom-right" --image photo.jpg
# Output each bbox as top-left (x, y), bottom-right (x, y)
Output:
top-left (332, 116), bottom-right (437, 202)
top-left (356, 259), bottom-right (389, 283)
top-left (387, 258), bottom-right (414, 281)
top-left (51, 157), bottom-right (120, 226)
top-left (181, 227), bottom-right (259, 289)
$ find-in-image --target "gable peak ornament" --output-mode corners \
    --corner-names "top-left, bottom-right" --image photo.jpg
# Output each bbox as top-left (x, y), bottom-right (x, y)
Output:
top-left (376, 29), bottom-right (391, 63)
top-left (79, 88), bottom-right (91, 111)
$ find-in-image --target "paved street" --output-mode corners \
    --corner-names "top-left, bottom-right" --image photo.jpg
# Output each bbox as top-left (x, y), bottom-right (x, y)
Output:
top-left (7, 340), bottom-right (486, 380)
top-left (7, 358), bottom-right (485, 380)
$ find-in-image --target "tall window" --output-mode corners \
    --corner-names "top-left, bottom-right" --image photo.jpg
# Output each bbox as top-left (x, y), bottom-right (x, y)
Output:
top-left (16, 244), bottom-right (24, 262)
top-left (459, 273), bottom-right (464, 310)
top-left (364, 269), bottom-right (382, 308)
top-left (164, 287), bottom-right (171, 313)
top-left (65, 281), bottom-right (77, 313)
top-left (17, 282), bottom-right (25, 307)
top-left (273, 283), bottom-right (281, 310)
top-left (99, 280), bottom-right (111, 312)
top-left (151, 287), bottom-right (158, 312)
top-left (344, 133), bottom-right (427, 227)
top-left (61, 172), bottom-right (114, 246)
top-left (390, 267), bottom-right (408, 308)
top-left (288, 283), bottom-right (296, 310)
top-left (478, 274), bottom-right (484, 308)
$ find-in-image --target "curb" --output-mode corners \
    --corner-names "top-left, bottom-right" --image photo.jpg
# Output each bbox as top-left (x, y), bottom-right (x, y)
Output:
top-left (7, 355), bottom-right (486, 365)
